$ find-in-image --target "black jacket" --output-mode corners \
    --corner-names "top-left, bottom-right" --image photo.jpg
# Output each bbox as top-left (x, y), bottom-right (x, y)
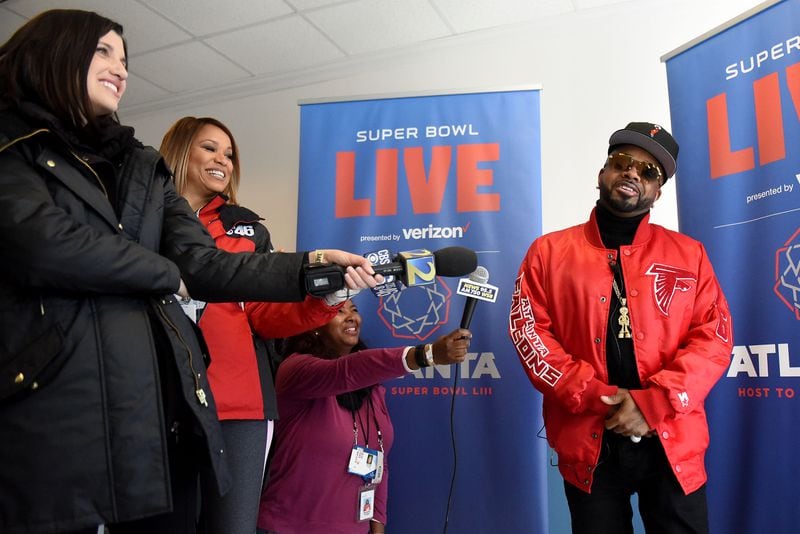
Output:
top-left (0, 106), bottom-right (307, 533)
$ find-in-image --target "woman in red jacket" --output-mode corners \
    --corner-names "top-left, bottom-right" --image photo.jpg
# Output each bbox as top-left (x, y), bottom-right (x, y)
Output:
top-left (160, 117), bottom-right (345, 534)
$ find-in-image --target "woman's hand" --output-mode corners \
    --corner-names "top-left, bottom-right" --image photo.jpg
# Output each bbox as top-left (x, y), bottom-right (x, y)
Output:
top-left (431, 328), bottom-right (472, 365)
top-left (309, 249), bottom-right (385, 289)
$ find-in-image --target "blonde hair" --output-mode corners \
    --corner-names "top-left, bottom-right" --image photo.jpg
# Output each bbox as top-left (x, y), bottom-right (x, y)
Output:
top-left (160, 116), bottom-right (241, 205)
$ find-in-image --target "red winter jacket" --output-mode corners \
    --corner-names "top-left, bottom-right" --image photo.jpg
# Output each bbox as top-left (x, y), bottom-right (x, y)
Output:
top-left (509, 209), bottom-right (733, 494)
top-left (198, 195), bottom-right (338, 420)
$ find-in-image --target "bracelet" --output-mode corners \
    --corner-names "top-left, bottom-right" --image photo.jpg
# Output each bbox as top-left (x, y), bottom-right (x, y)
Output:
top-left (424, 344), bottom-right (435, 366)
top-left (413, 345), bottom-right (428, 368)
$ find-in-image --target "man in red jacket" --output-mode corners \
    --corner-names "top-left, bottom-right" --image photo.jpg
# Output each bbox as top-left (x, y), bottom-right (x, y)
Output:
top-left (509, 122), bottom-right (733, 533)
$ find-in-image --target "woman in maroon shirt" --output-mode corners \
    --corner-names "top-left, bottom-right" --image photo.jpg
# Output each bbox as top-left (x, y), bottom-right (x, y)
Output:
top-left (258, 299), bottom-right (470, 534)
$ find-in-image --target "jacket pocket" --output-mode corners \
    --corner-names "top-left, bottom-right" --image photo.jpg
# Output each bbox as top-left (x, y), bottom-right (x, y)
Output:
top-left (0, 325), bottom-right (64, 402)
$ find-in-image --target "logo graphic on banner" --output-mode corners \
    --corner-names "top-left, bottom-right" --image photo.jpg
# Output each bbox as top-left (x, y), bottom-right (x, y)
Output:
top-left (774, 227), bottom-right (800, 320)
top-left (377, 280), bottom-right (452, 340)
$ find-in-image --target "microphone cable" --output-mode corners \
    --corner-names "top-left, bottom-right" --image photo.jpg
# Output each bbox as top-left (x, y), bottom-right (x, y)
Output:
top-left (442, 366), bottom-right (459, 534)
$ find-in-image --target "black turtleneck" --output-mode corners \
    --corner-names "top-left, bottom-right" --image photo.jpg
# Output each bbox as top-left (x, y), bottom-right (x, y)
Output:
top-left (595, 203), bottom-right (646, 389)
top-left (594, 202), bottom-right (646, 249)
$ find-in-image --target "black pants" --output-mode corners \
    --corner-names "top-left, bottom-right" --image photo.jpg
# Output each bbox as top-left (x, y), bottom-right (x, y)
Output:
top-left (564, 433), bottom-right (708, 534)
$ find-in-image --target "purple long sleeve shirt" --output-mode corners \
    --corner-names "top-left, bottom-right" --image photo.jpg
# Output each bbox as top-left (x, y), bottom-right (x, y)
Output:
top-left (257, 346), bottom-right (409, 534)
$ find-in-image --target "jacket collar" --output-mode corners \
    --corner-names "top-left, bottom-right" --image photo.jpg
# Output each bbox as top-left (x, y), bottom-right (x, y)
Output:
top-left (584, 207), bottom-right (652, 248)
top-left (0, 108), bottom-right (120, 230)
top-left (198, 195), bottom-right (227, 222)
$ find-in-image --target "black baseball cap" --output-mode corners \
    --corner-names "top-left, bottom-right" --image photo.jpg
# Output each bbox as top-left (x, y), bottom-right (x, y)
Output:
top-left (608, 122), bottom-right (679, 180)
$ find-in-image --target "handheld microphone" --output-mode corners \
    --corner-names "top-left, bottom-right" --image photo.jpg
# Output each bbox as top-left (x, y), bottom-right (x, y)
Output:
top-left (367, 246), bottom-right (478, 296)
top-left (456, 266), bottom-right (499, 329)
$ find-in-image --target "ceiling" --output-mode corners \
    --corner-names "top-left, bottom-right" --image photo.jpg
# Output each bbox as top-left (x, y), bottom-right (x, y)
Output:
top-left (0, 0), bottom-right (632, 114)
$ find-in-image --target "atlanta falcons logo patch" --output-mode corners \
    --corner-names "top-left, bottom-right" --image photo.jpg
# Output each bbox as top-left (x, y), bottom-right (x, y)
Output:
top-left (645, 263), bottom-right (696, 316)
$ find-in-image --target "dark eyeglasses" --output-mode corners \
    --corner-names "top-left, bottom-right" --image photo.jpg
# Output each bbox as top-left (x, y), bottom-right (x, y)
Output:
top-left (607, 152), bottom-right (663, 184)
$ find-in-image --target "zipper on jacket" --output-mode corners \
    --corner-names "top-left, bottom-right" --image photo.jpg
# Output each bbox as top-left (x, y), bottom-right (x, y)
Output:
top-left (155, 300), bottom-right (209, 408)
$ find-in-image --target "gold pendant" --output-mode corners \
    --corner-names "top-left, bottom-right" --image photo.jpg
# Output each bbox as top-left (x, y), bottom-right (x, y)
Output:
top-left (618, 298), bottom-right (632, 339)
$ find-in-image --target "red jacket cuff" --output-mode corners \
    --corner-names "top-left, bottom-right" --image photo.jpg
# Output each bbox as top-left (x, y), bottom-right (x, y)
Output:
top-left (583, 380), bottom-right (619, 414)
top-left (630, 388), bottom-right (673, 429)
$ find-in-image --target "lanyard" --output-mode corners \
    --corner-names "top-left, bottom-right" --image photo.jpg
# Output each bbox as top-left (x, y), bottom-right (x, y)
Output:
top-left (351, 395), bottom-right (383, 452)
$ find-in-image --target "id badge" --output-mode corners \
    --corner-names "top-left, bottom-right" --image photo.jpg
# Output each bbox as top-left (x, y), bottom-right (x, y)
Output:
top-left (357, 485), bottom-right (375, 522)
top-left (373, 450), bottom-right (384, 484)
top-left (347, 445), bottom-right (379, 479)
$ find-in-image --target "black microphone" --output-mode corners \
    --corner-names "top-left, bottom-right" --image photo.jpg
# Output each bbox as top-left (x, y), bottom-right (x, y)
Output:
top-left (431, 246), bottom-right (479, 277)
top-left (307, 246), bottom-right (478, 298)
top-left (368, 246), bottom-right (477, 292)
top-left (371, 250), bottom-right (433, 286)
top-left (460, 266), bottom-right (489, 329)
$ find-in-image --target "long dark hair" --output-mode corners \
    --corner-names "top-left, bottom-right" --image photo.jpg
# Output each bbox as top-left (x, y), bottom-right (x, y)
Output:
top-left (0, 9), bottom-right (126, 132)
top-left (282, 331), bottom-right (371, 411)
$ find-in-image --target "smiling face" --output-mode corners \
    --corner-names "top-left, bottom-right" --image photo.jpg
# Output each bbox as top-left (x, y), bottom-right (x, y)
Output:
top-left (184, 124), bottom-right (234, 208)
top-left (319, 300), bottom-right (361, 356)
top-left (86, 30), bottom-right (127, 117)
top-left (598, 144), bottom-right (663, 218)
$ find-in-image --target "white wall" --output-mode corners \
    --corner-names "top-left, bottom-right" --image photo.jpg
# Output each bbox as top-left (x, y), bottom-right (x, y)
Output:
top-left (127, 0), bottom-right (763, 251)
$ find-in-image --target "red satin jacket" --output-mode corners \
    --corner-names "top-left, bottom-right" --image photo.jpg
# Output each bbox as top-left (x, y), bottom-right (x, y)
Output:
top-left (509, 209), bottom-right (733, 494)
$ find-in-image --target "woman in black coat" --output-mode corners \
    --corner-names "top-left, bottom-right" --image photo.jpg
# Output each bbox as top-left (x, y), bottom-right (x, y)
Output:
top-left (0, 9), bottom-right (379, 534)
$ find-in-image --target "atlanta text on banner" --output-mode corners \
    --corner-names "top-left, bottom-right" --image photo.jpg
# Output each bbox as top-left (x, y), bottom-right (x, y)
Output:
top-left (389, 350), bottom-right (501, 398)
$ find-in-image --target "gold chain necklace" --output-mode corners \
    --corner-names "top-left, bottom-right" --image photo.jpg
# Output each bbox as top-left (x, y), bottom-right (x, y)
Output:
top-left (611, 278), bottom-right (632, 339)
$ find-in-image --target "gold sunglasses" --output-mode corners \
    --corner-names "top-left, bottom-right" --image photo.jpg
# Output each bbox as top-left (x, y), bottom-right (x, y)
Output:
top-left (607, 152), bottom-right (663, 184)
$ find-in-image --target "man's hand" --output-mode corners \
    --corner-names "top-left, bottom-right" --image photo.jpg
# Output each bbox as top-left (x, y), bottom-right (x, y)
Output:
top-left (601, 388), bottom-right (652, 438)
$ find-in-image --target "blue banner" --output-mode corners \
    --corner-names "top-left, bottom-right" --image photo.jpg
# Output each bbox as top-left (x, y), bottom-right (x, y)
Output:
top-left (665, 1), bottom-right (800, 531)
top-left (297, 89), bottom-right (546, 532)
